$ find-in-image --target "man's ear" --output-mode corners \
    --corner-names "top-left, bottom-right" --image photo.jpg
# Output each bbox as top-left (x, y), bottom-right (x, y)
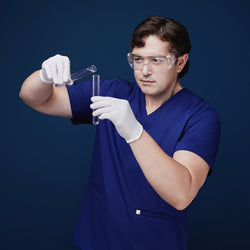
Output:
top-left (176, 54), bottom-right (189, 73)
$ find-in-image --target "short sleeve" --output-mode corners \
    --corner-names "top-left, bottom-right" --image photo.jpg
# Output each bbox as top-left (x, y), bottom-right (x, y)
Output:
top-left (175, 105), bottom-right (221, 172)
top-left (66, 80), bottom-right (93, 124)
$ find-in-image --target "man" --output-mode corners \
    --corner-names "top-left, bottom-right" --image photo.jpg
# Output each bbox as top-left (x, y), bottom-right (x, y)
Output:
top-left (20, 16), bottom-right (220, 250)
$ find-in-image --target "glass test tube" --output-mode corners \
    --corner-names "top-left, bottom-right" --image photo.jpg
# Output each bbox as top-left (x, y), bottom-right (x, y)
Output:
top-left (54, 65), bottom-right (97, 88)
top-left (71, 65), bottom-right (97, 82)
top-left (92, 75), bottom-right (100, 125)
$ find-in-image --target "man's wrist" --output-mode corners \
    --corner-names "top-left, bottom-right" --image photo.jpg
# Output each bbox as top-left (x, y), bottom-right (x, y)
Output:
top-left (126, 123), bottom-right (143, 144)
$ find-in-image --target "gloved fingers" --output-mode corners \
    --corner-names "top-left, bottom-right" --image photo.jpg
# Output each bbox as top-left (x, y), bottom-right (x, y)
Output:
top-left (58, 59), bottom-right (72, 86)
top-left (43, 62), bottom-right (52, 79)
top-left (92, 107), bottom-right (112, 117)
top-left (50, 62), bottom-right (59, 84)
top-left (90, 101), bottom-right (112, 110)
top-left (92, 96), bottom-right (130, 109)
top-left (91, 96), bottom-right (106, 102)
top-left (57, 62), bottom-right (64, 85)
top-left (90, 96), bottom-right (117, 110)
top-left (63, 59), bottom-right (72, 83)
top-left (98, 112), bottom-right (111, 121)
top-left (40, 54), bottom-right (72, 86)
top-left (91, 96), bottom-right (117, 103)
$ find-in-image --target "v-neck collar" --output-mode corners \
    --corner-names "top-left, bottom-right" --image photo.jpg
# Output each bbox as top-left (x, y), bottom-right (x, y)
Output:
top-left (139, 88), bottom-right (188, 119)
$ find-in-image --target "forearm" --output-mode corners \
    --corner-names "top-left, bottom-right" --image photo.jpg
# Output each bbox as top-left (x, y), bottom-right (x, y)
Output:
top-left (90, 96), bottom-right (209, 210)
top-left (129, 130), bottom-right (196, 210)
top-left (19, 70), bottom-right (53, 109)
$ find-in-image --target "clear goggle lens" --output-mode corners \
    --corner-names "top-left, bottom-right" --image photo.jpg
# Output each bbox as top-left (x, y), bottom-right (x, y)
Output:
top-left (127, 53), bottom-right (176, 72)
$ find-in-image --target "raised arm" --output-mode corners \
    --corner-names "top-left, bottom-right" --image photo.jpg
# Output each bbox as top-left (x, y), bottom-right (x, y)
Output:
top-left (19, 55), bottom-right (72, 118)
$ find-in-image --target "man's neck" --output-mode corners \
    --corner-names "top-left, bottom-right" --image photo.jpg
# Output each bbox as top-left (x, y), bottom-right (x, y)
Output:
top-left (145, 82), bottom-right (183, 115)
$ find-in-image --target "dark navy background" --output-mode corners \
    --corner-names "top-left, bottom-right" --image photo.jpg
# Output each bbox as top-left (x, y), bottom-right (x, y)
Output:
top-left (1, 0), bottom-right (250, 249)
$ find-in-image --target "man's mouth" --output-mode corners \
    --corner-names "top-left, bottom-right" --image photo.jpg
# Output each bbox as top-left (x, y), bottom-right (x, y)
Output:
top-left (141, 79), bottom-right (155, 85)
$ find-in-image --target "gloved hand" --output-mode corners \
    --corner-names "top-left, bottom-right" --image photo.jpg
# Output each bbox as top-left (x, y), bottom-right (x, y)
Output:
top-left (39, 54), bottom-right (73, 88)
top-left (90, 96), bottom-right (143, 143)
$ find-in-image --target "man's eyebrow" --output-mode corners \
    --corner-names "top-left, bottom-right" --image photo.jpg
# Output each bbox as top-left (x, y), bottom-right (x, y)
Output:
top-left (131, 54), bottom-right (166, 57)
top-left (131, 53), bottom-right (142, 57)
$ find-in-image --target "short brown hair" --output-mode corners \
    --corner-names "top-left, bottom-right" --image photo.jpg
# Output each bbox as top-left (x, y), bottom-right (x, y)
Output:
top-left (130, 16), bottom-right (191, 78)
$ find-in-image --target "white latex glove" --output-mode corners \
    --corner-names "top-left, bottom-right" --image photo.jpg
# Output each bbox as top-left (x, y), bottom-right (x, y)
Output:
top-left (90, 96), bottom-right (143, 143)
top-left (39, 54), bottom-right (73, 88)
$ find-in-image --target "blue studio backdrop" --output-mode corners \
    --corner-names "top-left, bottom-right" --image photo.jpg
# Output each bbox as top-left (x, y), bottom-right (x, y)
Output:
top-left (1, 0), bottom-right (250, 249)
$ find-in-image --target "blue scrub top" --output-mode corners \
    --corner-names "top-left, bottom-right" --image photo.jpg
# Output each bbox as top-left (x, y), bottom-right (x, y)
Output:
top-left (67, 79), bottom-right (220, 250)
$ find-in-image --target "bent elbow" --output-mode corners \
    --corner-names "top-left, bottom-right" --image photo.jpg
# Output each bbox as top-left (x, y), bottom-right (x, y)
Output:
top-left (19, 89), bottom-right (24, 100)
top-left (173, 202), bottom-right (189, 211)
top-left (19, 88), bottom-right (30, 106)
top-left (170, 195), bottom-right (193, 211)
top-left (19, 84), bottom-right (28, 103)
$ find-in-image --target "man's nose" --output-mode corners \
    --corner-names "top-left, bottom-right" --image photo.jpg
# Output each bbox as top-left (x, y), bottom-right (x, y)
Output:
top-left (142, 63), bottom-right (152, 75)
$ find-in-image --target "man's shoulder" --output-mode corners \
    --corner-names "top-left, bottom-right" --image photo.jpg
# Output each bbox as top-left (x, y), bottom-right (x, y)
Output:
top-left (180, 88), bottom-right (217, 112)
top-left (180, 88), bottom-right (220, 126)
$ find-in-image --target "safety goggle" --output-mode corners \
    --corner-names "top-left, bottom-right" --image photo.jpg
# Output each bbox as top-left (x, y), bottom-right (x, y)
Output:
top-left (127, 53), bottom-right (176, 72)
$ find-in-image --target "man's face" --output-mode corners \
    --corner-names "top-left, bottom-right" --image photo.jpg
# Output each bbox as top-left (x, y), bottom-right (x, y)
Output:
top-left (132, 35), bottom-right (179, 100)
